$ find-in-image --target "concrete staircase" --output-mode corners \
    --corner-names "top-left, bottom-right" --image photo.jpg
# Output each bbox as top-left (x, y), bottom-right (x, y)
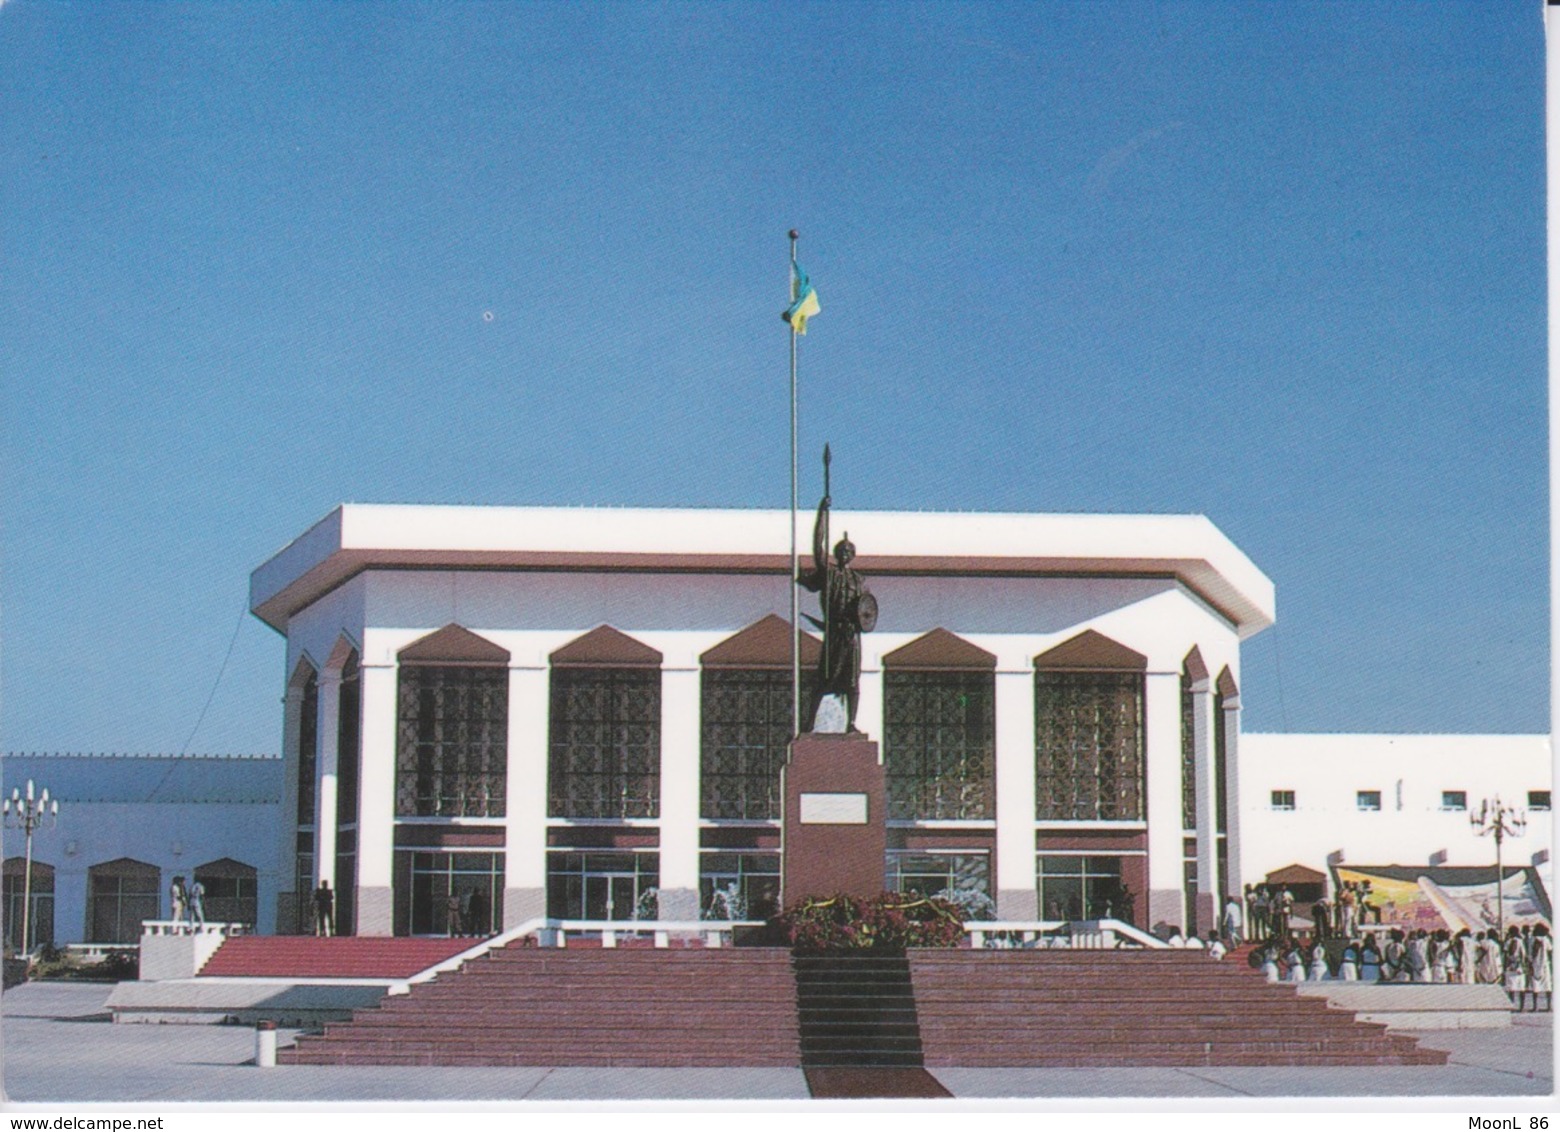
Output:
top-left (198, 936), bottom-right (475, 979)
top-left (278, 946), bottom-right (801, 1067)
top-left (908, 950), bottom-right (1450, 1067)
top-left (793, 954), bottom-right (926, 1068)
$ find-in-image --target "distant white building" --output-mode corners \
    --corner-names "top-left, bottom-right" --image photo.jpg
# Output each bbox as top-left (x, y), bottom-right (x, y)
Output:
top-left (0, 754), bottom-right (282, 950)
top-left (1239, 733), bottom-right (1552, 901)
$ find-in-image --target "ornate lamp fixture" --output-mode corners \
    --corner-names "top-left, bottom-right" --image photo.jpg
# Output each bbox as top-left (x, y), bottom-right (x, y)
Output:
top-left (3, 780), bottom-right (58, 959)
top-left (1469, 795), bottom-right (1526, 937)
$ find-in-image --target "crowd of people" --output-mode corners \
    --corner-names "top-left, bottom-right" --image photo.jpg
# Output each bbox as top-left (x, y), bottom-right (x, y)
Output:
top-left (1245, 924), bottom-right (1552, 1011)
top-left (1152, 882), bottom-right (1553, 1013)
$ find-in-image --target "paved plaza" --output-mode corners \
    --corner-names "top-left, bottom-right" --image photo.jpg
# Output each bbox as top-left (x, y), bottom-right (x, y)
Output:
top-left (1, 981), bottom-right (1552, 1105)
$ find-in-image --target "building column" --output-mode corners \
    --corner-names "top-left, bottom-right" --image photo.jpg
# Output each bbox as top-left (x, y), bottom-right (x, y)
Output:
top-left (857, 653), bottom-right (884, 751)
top-left (354, 662), bottom-right (397, 935)
top-left (313, 673), bottom-right (341, 895)
top-left (658, 658), bottom-right (701, 920)
top-left (994, 663), bottom-right (1038, 919)
top-left (1144, 671), bottom-right (1184, 930)
top-left (1221, 693), bottom-right (1243, 900)
top-left (1191, 683), bottom-right (1220, 934)
top-left (503, 665), bottom-right (549, 926)
top-left (277, 682), bottom-right (304, 934)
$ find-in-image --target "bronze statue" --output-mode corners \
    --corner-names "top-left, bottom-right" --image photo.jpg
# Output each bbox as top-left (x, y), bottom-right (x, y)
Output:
top-left (797, 446), bottom-right (877, 732)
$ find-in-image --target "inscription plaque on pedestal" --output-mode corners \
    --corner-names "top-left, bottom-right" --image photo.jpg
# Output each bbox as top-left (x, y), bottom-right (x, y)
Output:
top-left (781, 733), bottom-right (887, 904)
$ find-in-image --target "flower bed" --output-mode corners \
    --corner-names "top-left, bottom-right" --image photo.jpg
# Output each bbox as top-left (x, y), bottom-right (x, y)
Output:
top-left (774, 892), bottom-right (966, 952)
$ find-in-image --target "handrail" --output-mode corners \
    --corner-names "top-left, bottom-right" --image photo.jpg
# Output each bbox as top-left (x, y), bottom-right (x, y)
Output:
top-left (966, 918), bottom-right (1168, 950)
top-left (401, 917), bottom-right (765, 987)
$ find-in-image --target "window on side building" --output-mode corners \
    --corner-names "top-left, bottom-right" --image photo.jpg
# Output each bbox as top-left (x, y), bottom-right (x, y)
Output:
top-left (1440, 790), bottom-right (1467, 811)
top-left (1270, 790), bottom-right (1296, 811)
top-left (1529, 790), bottom-right (1551, 811)
top-left (1357, 790), bottom-right (1382, 812)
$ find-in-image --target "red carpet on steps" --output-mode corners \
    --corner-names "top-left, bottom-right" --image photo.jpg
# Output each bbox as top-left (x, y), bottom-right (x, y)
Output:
top-left (198, 936), bottom-right (478, 978)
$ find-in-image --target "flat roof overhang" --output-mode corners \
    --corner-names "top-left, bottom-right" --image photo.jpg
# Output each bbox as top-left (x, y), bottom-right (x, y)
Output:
top-left (250, 504), bottom-right (1276, 639)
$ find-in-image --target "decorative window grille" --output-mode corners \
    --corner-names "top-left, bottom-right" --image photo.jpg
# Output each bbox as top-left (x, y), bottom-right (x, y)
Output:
top-left (337, 653), bottom-right (361, 826)
top-left (1213, 691), bottom-right (1229, 834)
top-left (1180, 673), bottom-right (1196, 830)
top-left (883, 670), bottom-right (995, 821)
top-left (549, 668), bottom-right (660, 819)
top-left (1034, 672), bottom-right (1145, 821)
top-left (395, 665), bottom-right (508, 818)
top-left (297, 671), bottom-right (318, 827)
top-left (700, 669), bottom-right (806, 820)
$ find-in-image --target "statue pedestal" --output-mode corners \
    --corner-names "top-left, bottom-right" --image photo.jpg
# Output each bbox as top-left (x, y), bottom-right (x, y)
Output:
top-left (781, 734), bottom-right (887, 905)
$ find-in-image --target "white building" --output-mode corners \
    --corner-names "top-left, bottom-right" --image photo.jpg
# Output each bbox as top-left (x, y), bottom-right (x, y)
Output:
top-left (248, 503), bottom-right (1274, 937)
top-left (1, 754), bottom-right (283, 950)
top-left (1239, 733), bottom-right (1552, 905)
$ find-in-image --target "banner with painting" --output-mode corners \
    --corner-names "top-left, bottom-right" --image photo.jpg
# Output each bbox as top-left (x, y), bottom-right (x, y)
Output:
top-left (1333, 865), bottom-right (1550, 933)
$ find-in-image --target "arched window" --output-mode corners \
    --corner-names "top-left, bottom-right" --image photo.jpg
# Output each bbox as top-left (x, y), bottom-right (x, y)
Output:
top-left (699, 615), bottom-right (818, 821)
top-left (192, 858), bottom-right (258, 927)
top-left (294, 662), bottom-right (319, 827)
top-left (337, 651), bottom-right (361, 826)
top-left (395, 626), bottom-right (510, 818)
top-left (1180, 647), bottom-right (1209, 831)
top-left (1034, 631), bottom-right (1146, 822)
top-left (87, 858), bottom-right (160, 944)
top-left (3, 858), bottom-right (54, 952)
top-left (882, 629), bottom-right (996, 821)
top-left (548, 626), bottom-right (662, 820)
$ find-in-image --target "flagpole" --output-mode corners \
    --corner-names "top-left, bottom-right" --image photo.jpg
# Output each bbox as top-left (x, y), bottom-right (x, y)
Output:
top-left (789, 229), bottom-right (801, 738)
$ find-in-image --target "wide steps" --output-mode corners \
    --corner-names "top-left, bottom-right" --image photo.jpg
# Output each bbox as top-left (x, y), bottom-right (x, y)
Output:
top-left (200, 936), bottom-right (475, 978)
top-left (277, 945), bottom-right (801, 1067)
top-left (905, 951), bottom-right (1447, 1069)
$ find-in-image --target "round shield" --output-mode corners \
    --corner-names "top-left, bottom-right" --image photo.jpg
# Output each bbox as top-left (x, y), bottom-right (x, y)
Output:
top-left (854, 590), bottom-right (879, 633)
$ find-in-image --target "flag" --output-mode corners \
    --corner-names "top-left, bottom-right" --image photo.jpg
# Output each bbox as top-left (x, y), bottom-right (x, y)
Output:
top-left (783, 262), bottom-right (821, 334)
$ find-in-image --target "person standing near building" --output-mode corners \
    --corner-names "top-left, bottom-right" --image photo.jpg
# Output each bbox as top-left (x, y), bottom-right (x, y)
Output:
top-left (1222, 894), bottom-right (1243, 946)
top-left (1308, 935), bottom-right (1330, 981)
top-left (169, 876), bottom-right (187, 928)
top-left (1476, 930), bottom-right (1502, 985)
top-left (312, 880), bottom-right (334, 937)
top-left (1249, 885), bottom-right (1270, 941)
top-left (1360, 936), bottom-right (1382, 982)
top-left (1340, 939), bottom-right (1360, 981)
top-left (187, 877), bottom-right (206, 929)
top-left (1338, 882), bottom-right (1358, 937)
top-left (1455, 929), bottom-right (1477, 985)
top-left (1527, 924), bottom-right (1552, 1012)
top-left (1503, 926), bottom-right (1528, 1008)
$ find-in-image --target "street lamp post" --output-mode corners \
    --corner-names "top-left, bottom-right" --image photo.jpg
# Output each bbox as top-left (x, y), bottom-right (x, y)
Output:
top-left (1469, 795), bottom-right (1526, 938)
top-left (3, 780), bottom-right (58, 961)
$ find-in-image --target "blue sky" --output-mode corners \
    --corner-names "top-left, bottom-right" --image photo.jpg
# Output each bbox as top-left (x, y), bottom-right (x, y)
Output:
top-left (0, 1), bottom-right (1546, 752)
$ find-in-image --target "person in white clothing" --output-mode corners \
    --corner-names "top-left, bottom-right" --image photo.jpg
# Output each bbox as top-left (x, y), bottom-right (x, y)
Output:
top-left (1526, 924), bottom-right (1552, 1012)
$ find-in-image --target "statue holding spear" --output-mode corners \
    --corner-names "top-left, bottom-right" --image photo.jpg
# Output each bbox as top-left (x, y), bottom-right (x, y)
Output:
top-left (796, 445), bottom-right (877, 733)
